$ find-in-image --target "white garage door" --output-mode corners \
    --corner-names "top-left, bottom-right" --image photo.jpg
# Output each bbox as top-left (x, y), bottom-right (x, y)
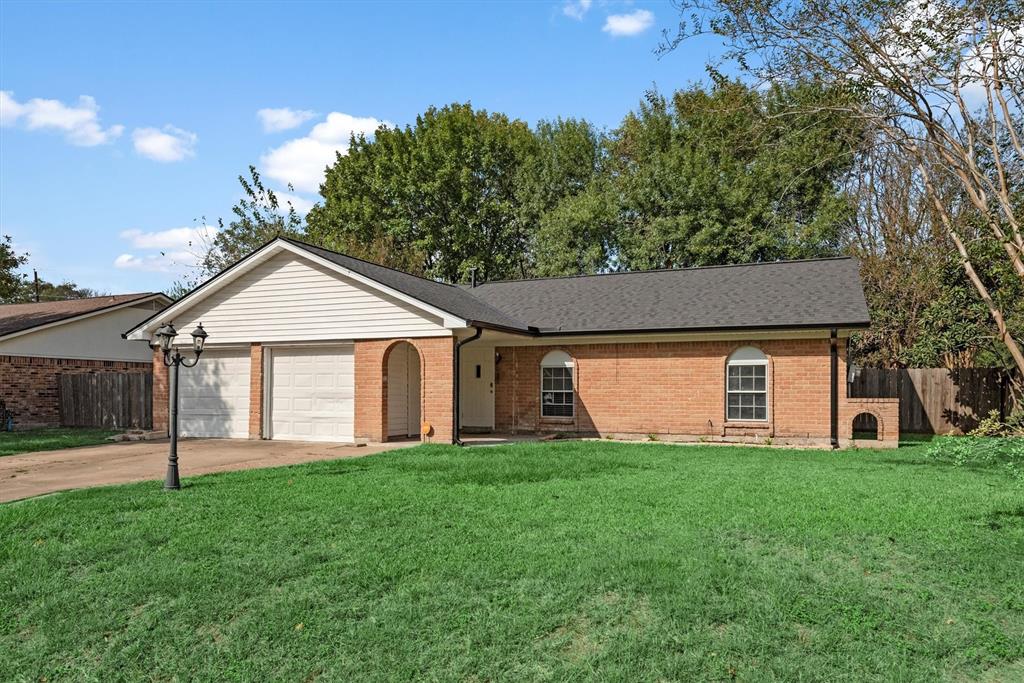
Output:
top-left (178, 348), bottom-right (251, 438)
top-left (269, 345), bottom-right (354, 442)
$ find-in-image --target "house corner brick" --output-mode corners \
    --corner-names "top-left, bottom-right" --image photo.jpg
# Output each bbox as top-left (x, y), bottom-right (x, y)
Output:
top-left (248, 343), bottom-right (264, 439)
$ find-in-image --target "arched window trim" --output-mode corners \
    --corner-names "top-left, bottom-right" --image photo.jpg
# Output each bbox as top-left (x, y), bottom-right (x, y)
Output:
top-left (541, 350), bottom-right (574, 419)
top-left (726, 346), bottom-right (769, 422)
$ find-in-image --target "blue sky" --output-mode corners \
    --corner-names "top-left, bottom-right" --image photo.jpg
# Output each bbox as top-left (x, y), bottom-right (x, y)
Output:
top-left (0, 0), bottom-right (724, 294)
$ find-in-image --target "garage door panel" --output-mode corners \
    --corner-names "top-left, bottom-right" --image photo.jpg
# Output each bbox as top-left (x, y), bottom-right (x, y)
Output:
top-left (179, 349), bottom-right (250, 438)
top-left (270, 346), bottom-right (354, 443)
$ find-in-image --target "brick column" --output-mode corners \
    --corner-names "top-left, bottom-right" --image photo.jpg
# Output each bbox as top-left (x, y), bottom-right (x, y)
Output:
top-left (248, 343), bottom-right (264, 439)
top-left (152, 348), bottom-right (169, 434)
top-left (354, 336), bottom-right (455, 444)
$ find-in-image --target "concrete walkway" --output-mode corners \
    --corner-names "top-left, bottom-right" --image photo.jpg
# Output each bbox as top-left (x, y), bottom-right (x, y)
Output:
top-left (0, 438), bottom-right (407, 503)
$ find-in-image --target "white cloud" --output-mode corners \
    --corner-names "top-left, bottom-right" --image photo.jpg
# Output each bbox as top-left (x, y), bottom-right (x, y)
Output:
top-left (258, 107), bottom-right (316, 133)
top-left (0, 91), bottom-right (123, 146)
top-left (115, 225), bottom-right (217, 272)
top-left (602, 9), bottom-right (655, 37)
top-left (562, 0), bottom-right (592, 20)
top-left (132, 125), bottom-right (197, 162)
top-left (113, 251), bottom-right (196, 272)
top-left (119, 225), bottom-right (217, 250)
top-left (260, 111), bottom-right (387, 193)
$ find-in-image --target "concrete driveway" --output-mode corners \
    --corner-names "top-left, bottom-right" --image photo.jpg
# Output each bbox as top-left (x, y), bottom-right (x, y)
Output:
top-left (0, 438), bottom-right (409, 503)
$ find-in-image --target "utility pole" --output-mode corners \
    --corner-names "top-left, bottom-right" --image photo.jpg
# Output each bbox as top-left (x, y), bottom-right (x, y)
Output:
top-left (33, 270), bottom-right (39, 303)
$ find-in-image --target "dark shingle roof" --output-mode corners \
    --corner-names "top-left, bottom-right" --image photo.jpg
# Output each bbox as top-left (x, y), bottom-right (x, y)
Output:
top-left (0, 293), bottom-right (166, 339)
top-left (282, 239), bottom-right (531, 332)
top-left (462, 257), bottom-right (870, 334)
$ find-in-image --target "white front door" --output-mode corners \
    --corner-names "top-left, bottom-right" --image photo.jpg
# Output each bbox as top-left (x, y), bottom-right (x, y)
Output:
top-left (460, 347), bottom-right (494, 430)
top-left (269, 345), bottom-right (354, 442)
top-left (178, 348), bottom-right (251, 438)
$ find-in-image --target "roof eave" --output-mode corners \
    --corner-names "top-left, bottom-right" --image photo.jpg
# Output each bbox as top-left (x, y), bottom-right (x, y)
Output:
top-left (533, 320), bottom-right (872, 336)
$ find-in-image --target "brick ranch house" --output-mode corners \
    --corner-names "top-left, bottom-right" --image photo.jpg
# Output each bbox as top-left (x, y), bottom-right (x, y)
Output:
top-left (0, 293), bottom-right (171, 429)
top-left (124, 237), bottom-right (898, 448)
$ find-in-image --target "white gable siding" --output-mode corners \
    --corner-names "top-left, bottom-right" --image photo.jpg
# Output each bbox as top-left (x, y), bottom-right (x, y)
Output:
top-left (170, 252), bottom-right (449, 343)
top-left (0, 303), bottom-right (163, 362)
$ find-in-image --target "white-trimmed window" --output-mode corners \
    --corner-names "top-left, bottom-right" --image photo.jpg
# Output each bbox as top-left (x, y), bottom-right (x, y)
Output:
top-left (541, 350), bottom-right (574, 418)
top-left (726, 346), bottom-right (768, 421)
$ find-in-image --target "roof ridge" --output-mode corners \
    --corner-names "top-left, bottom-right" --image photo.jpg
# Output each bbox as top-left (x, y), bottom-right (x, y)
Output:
top-left (280, 236), bottom-right (467, 291)
top-left (473, 256), bottom-right (855, 286)
top-left (280, 237), bottom-right (531, 331)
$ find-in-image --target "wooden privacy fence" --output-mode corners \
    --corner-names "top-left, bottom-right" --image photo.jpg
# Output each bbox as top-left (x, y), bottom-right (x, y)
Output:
top-left (849, 367), bottom-right (1016, 434)
top-left (59, 372), bottom-right (152, 430)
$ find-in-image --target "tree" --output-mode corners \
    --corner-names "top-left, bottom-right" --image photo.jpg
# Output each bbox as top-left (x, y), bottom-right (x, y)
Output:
top-left (520, 118), bottom-right (610, 275)
top-left (0, 235), bottom-right (28, 303)
top-left (170, 166), bottom-right (306, 299)
top-left (306, 103), bottom-right (543, 283)
top-left (544, 82), bottom-right (860, 272)
top-left (200, 165), bottom-right (305, 276)
top-left (662, 0), bottom-right (1024, 376)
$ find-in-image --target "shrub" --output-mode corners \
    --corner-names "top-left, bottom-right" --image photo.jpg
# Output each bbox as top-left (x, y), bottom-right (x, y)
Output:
top-left (925, 435), bottom-right (1024, 481)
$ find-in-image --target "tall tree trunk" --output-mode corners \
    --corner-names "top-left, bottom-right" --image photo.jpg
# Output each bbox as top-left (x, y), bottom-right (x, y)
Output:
top-left (920, 166), bottom-right (1024, 378)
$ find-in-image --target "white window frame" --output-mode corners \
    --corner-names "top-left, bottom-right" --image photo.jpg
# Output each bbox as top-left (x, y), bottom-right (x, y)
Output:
top-left (726, 347), bottom-right (769, 422)
top-left (540, 350), bottom-right (574, 419)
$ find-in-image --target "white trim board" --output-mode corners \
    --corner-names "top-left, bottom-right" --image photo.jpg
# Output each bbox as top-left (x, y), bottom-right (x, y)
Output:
top-left (124, 240), bottom-right (468, 341)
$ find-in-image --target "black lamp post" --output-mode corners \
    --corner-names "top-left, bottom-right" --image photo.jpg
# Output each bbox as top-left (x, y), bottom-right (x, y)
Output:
top-left (153, 322), bottom-right (208, 490)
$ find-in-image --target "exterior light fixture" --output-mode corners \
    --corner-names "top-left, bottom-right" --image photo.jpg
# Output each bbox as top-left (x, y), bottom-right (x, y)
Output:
top-left (154, 321), bottom-right (209, 490)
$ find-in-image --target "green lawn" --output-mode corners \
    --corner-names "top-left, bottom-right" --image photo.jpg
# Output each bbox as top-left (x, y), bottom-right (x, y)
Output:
top-left (0, 428), bottom-right (119, 457)
top-left (2, 441), bottom-right (1022, 681)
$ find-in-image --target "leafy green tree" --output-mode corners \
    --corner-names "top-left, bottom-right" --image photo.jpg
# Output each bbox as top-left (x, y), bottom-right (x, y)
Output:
top-left (307, 103), bottom-right (542, 283)
top-left (0, 235), bottom-right (28, 303)
top-left (520, 118), bottom-right (609, 275)
top-left (662, 0), bottom-right (1024, 383)
top-left (201, 165), bottom-right (305, 276)
top-left (603, 82), bottom-right (858, 270)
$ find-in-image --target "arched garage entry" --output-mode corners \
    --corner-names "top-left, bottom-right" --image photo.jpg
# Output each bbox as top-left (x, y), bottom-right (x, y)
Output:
top-left (386, 341), bottom-right (422, 440)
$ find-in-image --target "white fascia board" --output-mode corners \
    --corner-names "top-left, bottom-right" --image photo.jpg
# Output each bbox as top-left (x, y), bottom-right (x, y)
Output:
top-left (124, 240), bottom-right (468, 340)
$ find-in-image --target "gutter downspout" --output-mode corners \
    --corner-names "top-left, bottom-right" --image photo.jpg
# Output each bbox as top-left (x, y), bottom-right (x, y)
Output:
top-left (830, 327), bottom-right (839, 449)
top-left (453, 326), bottom-right (483, 446)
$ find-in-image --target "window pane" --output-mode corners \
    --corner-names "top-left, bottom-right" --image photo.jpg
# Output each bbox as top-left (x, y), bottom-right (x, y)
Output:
top-left (727, 361), bottom-right (767, 420)
top-left (541, 366), bottom-right (573, 418)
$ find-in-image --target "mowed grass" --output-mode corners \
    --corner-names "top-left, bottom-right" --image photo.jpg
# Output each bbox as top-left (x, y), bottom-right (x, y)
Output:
top-left (0, 428), bottom-right (119, 457)
top-left (2, 441), bottom-right (1023, 682)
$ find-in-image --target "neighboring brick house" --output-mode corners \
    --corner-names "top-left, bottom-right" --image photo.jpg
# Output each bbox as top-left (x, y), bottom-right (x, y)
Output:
top-left (127, 237), bottom-right (898, 449)
top-left (0, 293), bottom-right (171, 429)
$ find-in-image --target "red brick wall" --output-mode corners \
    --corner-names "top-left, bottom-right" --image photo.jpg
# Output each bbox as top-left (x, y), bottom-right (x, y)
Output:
top-left (355, 336), bottom-right (455, 443)
top-left (493, 338), bottom-right (873, 444)
top-left (153, 349), bottom-right (168, 434)
top-left (0, 354), bottom-right (152, 430)
top-left (248, 343), bottom-right (264, 439)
